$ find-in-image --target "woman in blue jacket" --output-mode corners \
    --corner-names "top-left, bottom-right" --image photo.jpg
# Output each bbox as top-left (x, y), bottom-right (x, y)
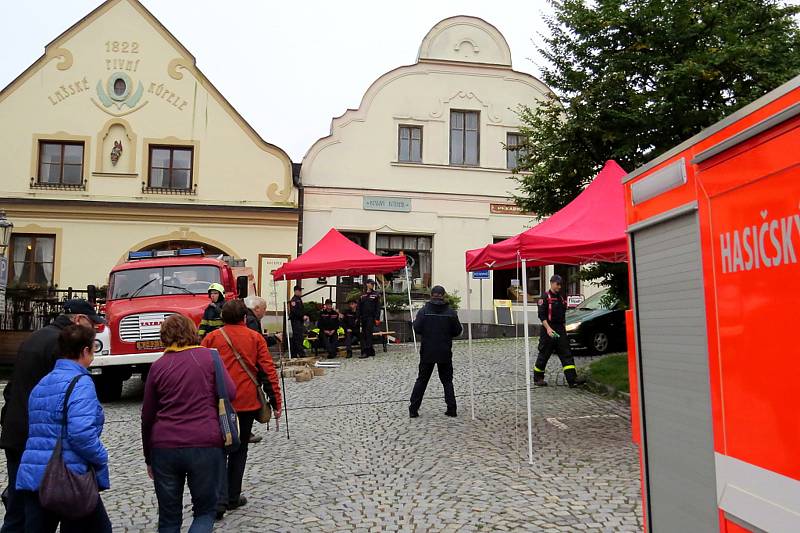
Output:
top-left (16, 324), bottom-right (111, 533)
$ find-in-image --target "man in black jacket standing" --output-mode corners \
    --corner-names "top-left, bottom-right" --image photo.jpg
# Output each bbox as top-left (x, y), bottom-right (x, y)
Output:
top-left (288, 285), bottom-right (306, 357)
top-left (0, 299), bottom-right (104, 532)
top-left (409, 286), bottom-right (463, 418)
top-left (357, 280), bottom-right (381, 359)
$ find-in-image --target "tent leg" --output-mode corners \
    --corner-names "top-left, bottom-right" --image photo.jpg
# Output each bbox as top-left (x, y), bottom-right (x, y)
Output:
top-left (521, 259), bottom-right (534, 465)
top-left (380, 274), bottom-right (390, 348)
top-left (405, 266), bottom-right (417, 351)
top-left (284, 275), bottom-right (292, 360)
top-left (466, 273), bottom-right (475, 421)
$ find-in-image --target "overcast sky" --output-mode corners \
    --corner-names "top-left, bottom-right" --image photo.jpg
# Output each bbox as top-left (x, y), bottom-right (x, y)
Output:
top-left (0, 1), bottom-right (555, 161)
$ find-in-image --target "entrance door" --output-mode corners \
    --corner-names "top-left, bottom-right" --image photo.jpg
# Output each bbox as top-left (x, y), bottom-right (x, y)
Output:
top-left (336, 232), bottom-right (369, 307)
top-left (631, 211), bottom-right (718, 532)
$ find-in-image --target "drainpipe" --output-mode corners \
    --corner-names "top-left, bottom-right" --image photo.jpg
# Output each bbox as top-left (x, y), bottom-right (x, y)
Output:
top-left (293, 162), bottom-right (304, 258)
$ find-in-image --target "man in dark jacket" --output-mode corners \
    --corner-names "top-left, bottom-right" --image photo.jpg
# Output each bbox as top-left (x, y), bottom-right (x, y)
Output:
top-left (0, 299), bottom-right (104, 532)
top-left (288, 286), bottom-right (306, 357)
top-left (317, 299), bottom-right (340, 359)
top-left (409, 286), bottom-right (463, 418)
top-left (341, 300), bottom-right (360, 358)
top-left (357, 280), bottom-right (381, 358)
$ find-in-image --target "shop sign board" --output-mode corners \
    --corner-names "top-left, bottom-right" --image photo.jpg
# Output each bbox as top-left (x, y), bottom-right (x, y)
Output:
top-left (363, 196), bottom-right (411, 212)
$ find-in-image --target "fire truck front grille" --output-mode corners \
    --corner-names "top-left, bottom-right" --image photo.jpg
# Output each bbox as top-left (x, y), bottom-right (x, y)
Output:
top-left (119, 313), bottom-right (174, 342)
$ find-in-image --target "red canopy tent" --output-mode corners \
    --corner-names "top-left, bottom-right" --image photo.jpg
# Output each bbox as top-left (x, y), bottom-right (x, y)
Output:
top-left (272, 229), bottom-right (415, 354)
top-left (465, 160), bottom-right (628, 271)
top-left (462, 160), bottom-right (628, 465)
top-left (273, 228), bottom-right (406, 281)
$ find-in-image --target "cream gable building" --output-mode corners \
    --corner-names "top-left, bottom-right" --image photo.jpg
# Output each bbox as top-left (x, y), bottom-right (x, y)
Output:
top-left (0, 0), bottom-right (297, 302)
top-left (301, 16), bottom-right (588, 318)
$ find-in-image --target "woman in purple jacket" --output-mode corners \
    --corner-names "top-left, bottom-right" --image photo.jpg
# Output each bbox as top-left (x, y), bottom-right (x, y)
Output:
top-left (141, 314), bottom-right (235, 533)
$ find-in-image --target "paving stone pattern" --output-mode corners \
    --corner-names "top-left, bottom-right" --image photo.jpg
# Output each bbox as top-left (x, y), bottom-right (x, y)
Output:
top-left (2, 339), bottom-right (643, 532)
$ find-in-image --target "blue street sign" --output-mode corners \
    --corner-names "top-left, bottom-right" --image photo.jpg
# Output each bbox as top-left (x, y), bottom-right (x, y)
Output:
top-left (472, 270), bottom-right (490, 280)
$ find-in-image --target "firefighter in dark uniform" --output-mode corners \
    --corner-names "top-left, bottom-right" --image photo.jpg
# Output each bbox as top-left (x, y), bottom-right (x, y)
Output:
top-left (357, 279), bottom-right (381, 358)
top-left (317, 299), bottom-right (341, 359)
top-left (342, 300), bottom-right (360, 358)
top-left (533, 274), bottom-right (583, 387)
top-left (288, 285), bottom-right (307, 357)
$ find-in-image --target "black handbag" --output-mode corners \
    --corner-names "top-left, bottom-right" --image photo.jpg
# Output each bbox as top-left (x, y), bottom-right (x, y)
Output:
top-left (38, 374), bottom-right (100, 519)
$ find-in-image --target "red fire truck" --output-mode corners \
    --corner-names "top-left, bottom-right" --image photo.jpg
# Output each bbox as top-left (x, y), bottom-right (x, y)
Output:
top-left (624, 75), bottom-right (800, 531)
top-left (89, 248), bottom-right (250, 401)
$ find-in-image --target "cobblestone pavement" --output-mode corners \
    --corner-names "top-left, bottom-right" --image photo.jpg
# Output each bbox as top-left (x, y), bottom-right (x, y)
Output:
top-left (2, 339), bottom-right (643, 532)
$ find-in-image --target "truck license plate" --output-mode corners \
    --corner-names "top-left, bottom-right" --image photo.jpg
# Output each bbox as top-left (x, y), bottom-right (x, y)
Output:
top-left (136, 340), bottom-right (164, 351)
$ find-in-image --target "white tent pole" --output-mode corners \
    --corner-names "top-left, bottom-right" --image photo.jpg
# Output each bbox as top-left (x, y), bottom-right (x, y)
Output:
top-left (380, 273), bottom-right (390, 337)
top-left (284, 275), bottom-right (293, 360)
top-left (521, 258), bottom-right (534, 465)
top-left (466, 272), bottom-right (475, 421)
top-left (405, 266), bottom-right (417, 351)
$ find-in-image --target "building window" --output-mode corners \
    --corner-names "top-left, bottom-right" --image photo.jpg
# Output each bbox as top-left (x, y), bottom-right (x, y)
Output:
top-left (8, 234), bottom-right (56, 287)
top-left (398, 126), bottom-right (422, 163)
top-left (148, 146), bottom-right (193, 190)
top-left (450, 110), bottom-right (479, 166)
top-left (376, 234), bottom-right (432, 294)
top-left (491, 237), bottom-right (544, 301)
top-left (37, 141), bottom-right (84, 186)
top-left (506, 132), bottom-right (526, 170)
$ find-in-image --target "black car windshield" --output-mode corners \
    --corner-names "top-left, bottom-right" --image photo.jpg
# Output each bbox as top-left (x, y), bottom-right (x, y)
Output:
top-left (109, 265), bottom-right (221, 300)
top-left (576, 290), bottom-right (613, 311)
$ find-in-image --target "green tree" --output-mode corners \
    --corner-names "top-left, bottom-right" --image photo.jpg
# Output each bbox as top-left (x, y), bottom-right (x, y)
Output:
top-left (513, 0), bottom-right (800, 304)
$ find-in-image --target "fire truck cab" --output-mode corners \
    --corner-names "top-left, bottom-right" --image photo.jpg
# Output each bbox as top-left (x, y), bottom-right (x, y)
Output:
top-left (624, 75), bottom-right (800, 532)
top-left (90, 248), bottom-right (249, 401)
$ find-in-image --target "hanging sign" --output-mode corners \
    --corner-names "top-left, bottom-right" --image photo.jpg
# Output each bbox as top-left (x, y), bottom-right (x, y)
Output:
top-left (472, 270), bottom-right (490, 280)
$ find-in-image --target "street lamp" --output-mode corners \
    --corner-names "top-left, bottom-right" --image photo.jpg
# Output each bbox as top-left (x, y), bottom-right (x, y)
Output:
top-left (0, 211), bottom-right (12, 253)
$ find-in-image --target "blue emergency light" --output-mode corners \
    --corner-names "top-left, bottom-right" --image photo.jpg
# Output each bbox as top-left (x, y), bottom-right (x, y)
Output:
top-left (127, 248), bottom-right (205, 261)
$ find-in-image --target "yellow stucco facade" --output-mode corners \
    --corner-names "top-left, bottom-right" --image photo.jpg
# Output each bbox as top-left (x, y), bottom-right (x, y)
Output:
top-left (0, 0), bottom-right (297, 300)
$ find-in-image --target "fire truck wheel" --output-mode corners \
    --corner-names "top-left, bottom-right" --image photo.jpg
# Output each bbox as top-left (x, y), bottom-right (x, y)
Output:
top-left (592, 331), bottom-right (610, 354)
top-left (93, 376), bottom-right (123, 402)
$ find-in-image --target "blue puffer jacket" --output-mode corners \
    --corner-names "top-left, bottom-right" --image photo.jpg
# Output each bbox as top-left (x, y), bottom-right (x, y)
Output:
top-left (16, 359), bottom-right (110, 491)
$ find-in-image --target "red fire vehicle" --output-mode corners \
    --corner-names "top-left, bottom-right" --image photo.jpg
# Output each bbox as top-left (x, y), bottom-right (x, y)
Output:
top-left (624, 75), bottom-right (800, 531)
top-left (90, 248), bottom-right (250, 401)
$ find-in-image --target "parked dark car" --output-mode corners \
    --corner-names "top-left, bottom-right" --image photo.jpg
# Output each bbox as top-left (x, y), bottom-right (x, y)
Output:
top-left (566, 289), bottom-right (626, 354)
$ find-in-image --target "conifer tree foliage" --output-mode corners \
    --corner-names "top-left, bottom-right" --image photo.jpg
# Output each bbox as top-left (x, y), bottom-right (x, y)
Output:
top-left (512, 0), bottom-right (800, 304)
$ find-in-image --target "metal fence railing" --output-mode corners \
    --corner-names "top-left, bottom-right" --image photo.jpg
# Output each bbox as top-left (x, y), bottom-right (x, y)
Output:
top-left (1, 287), bottom-right (91, 331)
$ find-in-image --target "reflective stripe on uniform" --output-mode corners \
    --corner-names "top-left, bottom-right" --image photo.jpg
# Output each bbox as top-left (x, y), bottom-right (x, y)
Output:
top-left (563, 365), bottom-right (576, 371)
top-left (534, 366), bottom-right (545, 372)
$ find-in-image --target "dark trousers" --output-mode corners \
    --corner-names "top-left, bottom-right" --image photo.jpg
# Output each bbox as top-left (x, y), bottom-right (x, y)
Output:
top-left (290, 319), bottom-right (305, 356)
top-left (344, 330), bottom-right (358, 356)
top-left (410, 359), bottom-right (457, 413)
top-left (1, 449), bottom-right (24, 533)
top-left (359, 319), bottom-right (375, 356)
top-left (151, 447), bottom-right (223, 533)
top-left (218, 410), bottom-right (256, 509)
top-left (20, 491), bottom-right (111, 533)
top-left (321, 332), bottom-right (338, 358)
top-left (534, 328), bottom-right (577, 384)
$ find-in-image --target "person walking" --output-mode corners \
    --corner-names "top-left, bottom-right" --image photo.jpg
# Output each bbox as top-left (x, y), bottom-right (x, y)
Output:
top-left (0, 299), bottom-right (104, 533)
top-left (357, 280), bottom-right (381, 358)
top-left (16, 324), bottom-right (111, 532)
top-left (533, 274), bottom-right (584, 388)
top-left (317, 299), bottom-right (340, 359)
top-left (198, 283), bottom-right (226, 340)
top-left (341, 300), bottom-right (360, 358)
top-left (141, 314), bottom-right (234, 533)
top-left (409, 286), bottom-right (463, 418)
top-left (201, 300), bottom-right (282, 520)
top-left (288, 286), bottom-right (307, 357)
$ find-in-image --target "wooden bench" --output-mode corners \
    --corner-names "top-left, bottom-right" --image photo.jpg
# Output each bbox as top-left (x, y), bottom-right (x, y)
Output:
top-left (306, 331), bottom-right (396, 355)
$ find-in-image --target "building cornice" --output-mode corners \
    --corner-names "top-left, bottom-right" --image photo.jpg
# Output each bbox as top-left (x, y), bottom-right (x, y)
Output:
top-left (3, 197), bottom-right (298, 227)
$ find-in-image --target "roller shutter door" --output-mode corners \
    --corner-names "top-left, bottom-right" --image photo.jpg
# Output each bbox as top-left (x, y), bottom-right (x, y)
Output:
top-left (632, 211), bottom-right (718, 532)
